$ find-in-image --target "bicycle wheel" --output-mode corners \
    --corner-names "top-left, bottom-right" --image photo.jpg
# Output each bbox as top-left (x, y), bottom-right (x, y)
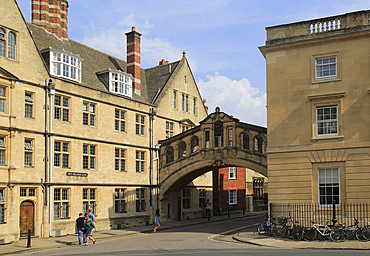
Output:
top-left (292, 227), bottom-right (303, 241)
top-left (273, 224), bottom-right (287, 238)
top-left (361, 225), bottom-right (370, 241)
top-left (302, 227), bottom-right (317, 241)
top-left (267, 223), bottom-right (275, 236)
top-left (355, 227), bottom-right (367, 241)
top-left (257, 222), bottom-right (267, 235)
top-left (330, 229), bottom-right (346, 242)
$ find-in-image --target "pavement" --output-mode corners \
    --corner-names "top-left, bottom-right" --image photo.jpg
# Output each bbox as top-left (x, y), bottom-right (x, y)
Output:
top-left (1, 211), bottom-right (369, 255)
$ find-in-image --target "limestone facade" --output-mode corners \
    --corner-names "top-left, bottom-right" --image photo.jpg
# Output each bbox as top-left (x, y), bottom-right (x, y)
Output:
top-left (0, 0), bottom-right (211, 243)
top-left (259, 10), bottom-right (370, 205)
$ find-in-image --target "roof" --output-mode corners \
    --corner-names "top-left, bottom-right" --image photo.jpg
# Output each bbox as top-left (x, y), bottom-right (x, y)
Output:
top-left (27, 23), bottom-right (182, 105)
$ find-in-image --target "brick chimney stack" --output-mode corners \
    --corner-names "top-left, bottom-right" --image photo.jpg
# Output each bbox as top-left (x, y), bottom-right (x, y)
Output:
top-left (159, 59), bottom-right (169, 65)
top-left (32, 0), bottom-right (69, 39)
top-left (125, 27), bottom-right (142, 94)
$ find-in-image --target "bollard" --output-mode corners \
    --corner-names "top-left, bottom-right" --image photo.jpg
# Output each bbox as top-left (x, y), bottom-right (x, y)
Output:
top-left (27, 229), bottom-right (31, 248)
top-left (228, 208), bottom-right (230, 218)
top-left (243, 207), bottom-right (245, 215)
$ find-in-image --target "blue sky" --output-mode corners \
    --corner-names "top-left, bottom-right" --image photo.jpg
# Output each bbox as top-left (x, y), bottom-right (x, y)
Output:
top-left (17, 0), bottom-right (370, 127)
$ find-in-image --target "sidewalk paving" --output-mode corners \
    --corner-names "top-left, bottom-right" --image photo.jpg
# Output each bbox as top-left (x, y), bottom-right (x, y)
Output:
top-left (2, 211), bottom-right (369, 255)
top-left (233, 231), bottom-right (370, 250)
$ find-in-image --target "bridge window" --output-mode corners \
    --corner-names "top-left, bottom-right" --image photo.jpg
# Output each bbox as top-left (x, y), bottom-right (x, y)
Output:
top-left (241, 133), bottom-right (250, 150)
top-left (166, 147), bottom-right (174, 164)
top-left (214, 121), bottom-right (223, 148)
top-left (178, 141), bottom-right (186, 159)
top-left (191, 137), bottom-right (199, 153)
top-left (228, 190), bottom-right (237, 205)
top-left (254, 136), bottom-right (264, 154)
top-left (205, 130), bottom-right (210, 148)
top-left (182, 189), bottom-right (190, 209)
top-left (228, 129), bottom-right (233, 147)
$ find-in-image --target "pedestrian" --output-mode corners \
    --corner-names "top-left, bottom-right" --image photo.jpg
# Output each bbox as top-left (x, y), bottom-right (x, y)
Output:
top-left (88, 208), bottom-right (98, 232)
top-left (205, 199), bottom-right (211, 221)
top-left (84, 214), bottom-right (96, 246)
top-left (153, 209), bottom-right (160, 233)
top-left (75, 213), bottom-right (86, 245)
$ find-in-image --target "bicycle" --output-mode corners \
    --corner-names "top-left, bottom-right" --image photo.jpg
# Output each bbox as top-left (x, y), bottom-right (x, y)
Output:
top-left (330, 219), bottom-right (368, 242)
top-left (273, 215), bottom-right (304, 241)
top-left (361, 225), bottom-right (370, 241)
top-left (302, 220), bottom-right (335, 241)
top-left (257, 215), bottom-right (275, 235)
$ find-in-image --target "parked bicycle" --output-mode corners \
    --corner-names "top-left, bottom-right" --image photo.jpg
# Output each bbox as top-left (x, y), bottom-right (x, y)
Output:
top-left (361, 225), bottom-right (370, 241)
top-left (330, 218), bottom-right (368, 242)
top-left (302, 220), bottom-right (336, 241)
top-left (273, 215), bottom-right (304, 241)
top-left (257, 214), bottom-right (275, 235)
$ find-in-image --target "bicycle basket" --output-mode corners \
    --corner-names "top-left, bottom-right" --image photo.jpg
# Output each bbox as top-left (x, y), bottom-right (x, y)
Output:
top-left (277, 216), bottom-right (287, 225)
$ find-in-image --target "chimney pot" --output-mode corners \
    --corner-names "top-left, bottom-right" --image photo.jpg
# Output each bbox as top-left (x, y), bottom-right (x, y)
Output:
top-left (132, 26), bottom-right (136, 31)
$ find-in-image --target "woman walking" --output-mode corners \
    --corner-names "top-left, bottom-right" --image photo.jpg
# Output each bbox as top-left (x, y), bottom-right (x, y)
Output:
top-left (153, 209), bottom-right (160, 233)
top-left (84, 214), bottom-right (96, 246)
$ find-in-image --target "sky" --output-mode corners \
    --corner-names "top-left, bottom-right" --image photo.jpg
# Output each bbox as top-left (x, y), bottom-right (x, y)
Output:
top-left (17, 0), bottom-right (370, 127)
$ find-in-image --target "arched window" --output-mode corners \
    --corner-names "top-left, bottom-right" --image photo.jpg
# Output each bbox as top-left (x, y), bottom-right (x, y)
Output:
top-left (178, 141), bottom-right (186, 159)
top-left (191, 136), bottom-right (199, 153)
top-left (240, 133), bottom-right (249, 150)
top-left (166, 147), bottom-right (174, 164)
top-left (0, 29), bottom-right (5, 57)
top-left (214, 121), bottom-right (223, 148)
top-left (8, 32), bottom-right (16, 60)
top-left (254, 136), bottom-right (264, 154)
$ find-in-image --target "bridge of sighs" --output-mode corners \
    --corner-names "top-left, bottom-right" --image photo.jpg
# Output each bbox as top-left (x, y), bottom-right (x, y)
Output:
top-left (158, 107), bottom-right (267, 220)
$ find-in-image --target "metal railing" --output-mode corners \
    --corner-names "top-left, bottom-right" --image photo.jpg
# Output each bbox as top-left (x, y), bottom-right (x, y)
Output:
top-left (270, 202), bottom-right (370, 228)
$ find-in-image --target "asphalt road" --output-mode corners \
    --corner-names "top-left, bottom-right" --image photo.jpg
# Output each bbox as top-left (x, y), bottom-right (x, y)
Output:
top-left (17, 215), bottom-right (370, 256)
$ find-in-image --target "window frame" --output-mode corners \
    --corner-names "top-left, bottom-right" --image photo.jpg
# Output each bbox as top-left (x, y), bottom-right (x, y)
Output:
top-left (0, 87), bottom-right (6, 113)
top-left (135, 188), bottom-right (146, 212)
top-left (228, 190), bottom-right (237, 205)
top-left (82, 102), bottom-right (96, 127)
top-left (54, 141), bottom-right (70, 168)
top-left (83, 144), bottom-right (96, 170)
top-left (311, 52), bottom-right (341, 84)
top-left (309, 92), bottom-right (344, 141)
top-left (115, 148), bottom-right (126, 172)
top-left (49, 50), bottom-right (82, 82)
top-left (54, 188), bottom-right (70, 219)
top-left (109, 71), bottom-right (133, 98)
top-left (24, 139), bottom-right (34, 167)
top-left (228, 167), bottom-right (237, 180)
top-left (135, 114), bottom-right (145, 135)
top-left (115, 188), bottom-right (127, 213)
top-left (135, 151), bottom-right (145, 173)
top-left (318, 168), bottom-right (340, 207)
top-left (25, 92), bottom-right (34, 118)
top-left (83, 188), bottom-right (97, 215)
top-left (199, 189), bottom-right (206, 208)
top-left (115, 109), bottom-right (126, 132)
top-left (182, 189), bottom-right (191, 209)
top-left (54, 95), bottom-right (70, 122)
top-left (0, 136), bottom-right (6, 166)
top-left (166, 121), bottom-right (174, 139)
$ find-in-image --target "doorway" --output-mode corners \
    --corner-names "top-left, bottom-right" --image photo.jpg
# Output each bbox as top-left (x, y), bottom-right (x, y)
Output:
top-left (20, 201), bottom-right (35, 237)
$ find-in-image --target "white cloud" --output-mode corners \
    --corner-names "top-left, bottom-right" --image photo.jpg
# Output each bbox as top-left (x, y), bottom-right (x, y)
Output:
top-left (198, 72), bottom-right (266, 127)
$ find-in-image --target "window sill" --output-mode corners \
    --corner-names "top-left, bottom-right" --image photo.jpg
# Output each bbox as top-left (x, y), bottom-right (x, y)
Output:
top-left (312, 77), bottom-right (341, 84)
top-left (312, 135), bottom-right (344, 142)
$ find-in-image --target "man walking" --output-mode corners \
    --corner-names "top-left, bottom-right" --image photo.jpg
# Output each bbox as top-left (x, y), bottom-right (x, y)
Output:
top-left (76, 213), bottom-right (86, 245)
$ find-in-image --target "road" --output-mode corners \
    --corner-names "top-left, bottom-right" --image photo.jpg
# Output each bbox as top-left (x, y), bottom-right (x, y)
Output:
top-left (18, 215), bottom-right (370, 256)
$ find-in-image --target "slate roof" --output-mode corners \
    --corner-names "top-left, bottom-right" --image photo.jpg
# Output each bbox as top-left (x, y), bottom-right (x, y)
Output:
top-left (27, 23), bottom-right (182, 105)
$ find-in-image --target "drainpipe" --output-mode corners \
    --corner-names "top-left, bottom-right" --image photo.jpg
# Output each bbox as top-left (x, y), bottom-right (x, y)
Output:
top-left (47, 79), bottom-right (55, 237)
top-left (150, 108), bottom-right (156, 222)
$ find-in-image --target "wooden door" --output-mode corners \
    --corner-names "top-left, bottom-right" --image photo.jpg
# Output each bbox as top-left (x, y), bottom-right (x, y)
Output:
top-left (20, 201), bottom-right (34, 237)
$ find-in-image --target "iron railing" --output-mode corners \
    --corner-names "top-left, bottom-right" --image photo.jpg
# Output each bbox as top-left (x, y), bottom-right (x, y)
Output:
top-left (270, 203), bottom-right (370, 228)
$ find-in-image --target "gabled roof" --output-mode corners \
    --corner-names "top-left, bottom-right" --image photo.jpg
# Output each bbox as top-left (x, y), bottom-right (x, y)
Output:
top-left (27, 23), bottom-right (185, 105)
top-left (145, 61), bottom-right (180, 104)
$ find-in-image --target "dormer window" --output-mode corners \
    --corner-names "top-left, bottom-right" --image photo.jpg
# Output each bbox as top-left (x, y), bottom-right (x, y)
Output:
top-left (96, 70), bottom-right (133, 98)
top-left (45, 49), bottom-right (82, 82)
top-left (111, 72), bottom-right (132, 97)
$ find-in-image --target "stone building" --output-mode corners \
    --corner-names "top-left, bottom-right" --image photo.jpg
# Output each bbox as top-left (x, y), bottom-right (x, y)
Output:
top-left (259, 10), bottom-right (370, 205)
top-left (0, 0), bottom-right (211, 243)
